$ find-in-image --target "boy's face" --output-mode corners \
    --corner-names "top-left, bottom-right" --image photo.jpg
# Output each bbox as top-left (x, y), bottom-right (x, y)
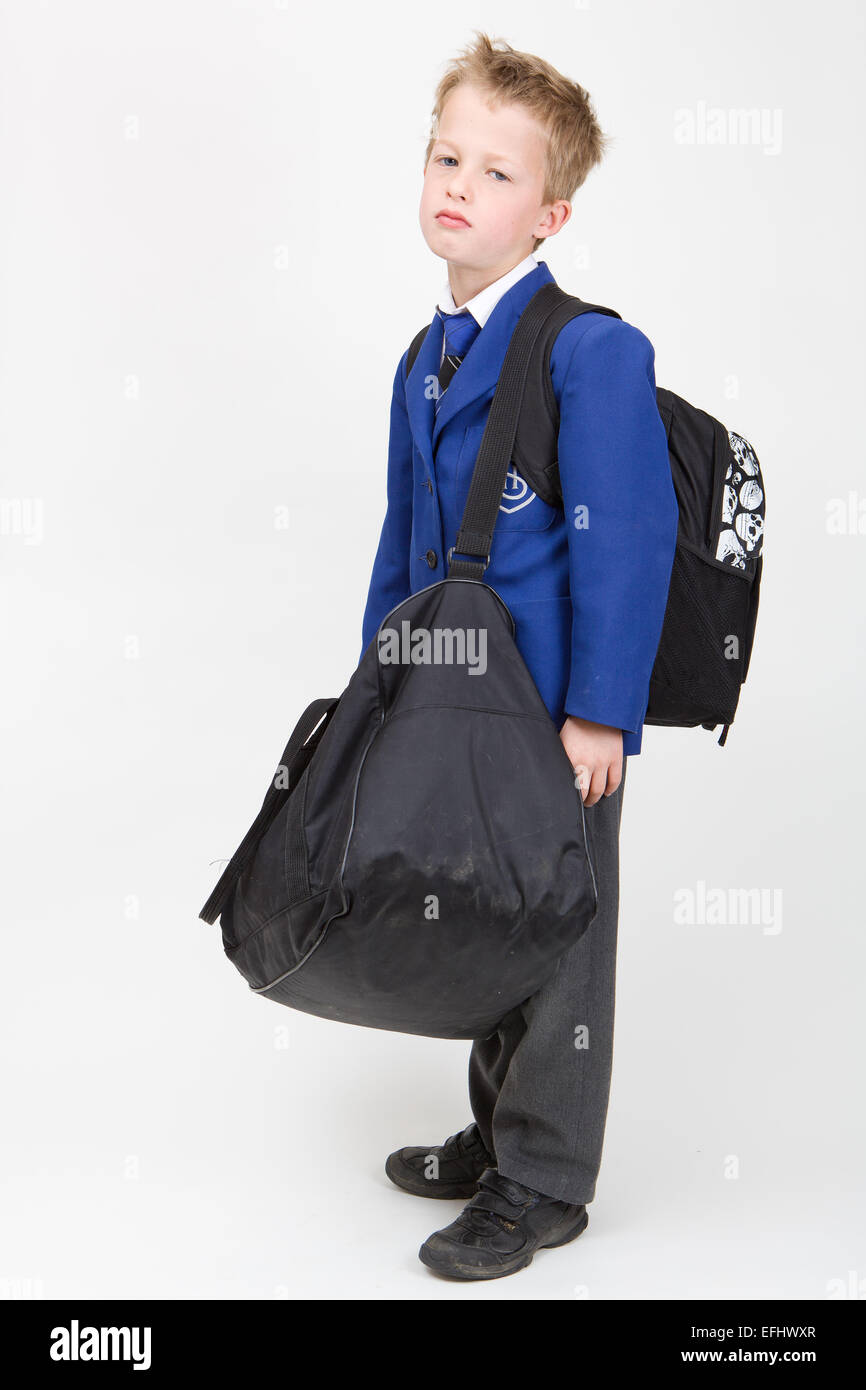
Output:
top-left (419, 82), bottom-right (569, 290)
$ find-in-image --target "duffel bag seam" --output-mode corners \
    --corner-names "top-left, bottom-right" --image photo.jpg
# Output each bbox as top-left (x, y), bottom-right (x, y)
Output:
top-left (223, 887), bottom-right (331, 955)
top-left (384, 703), bottom-right (552, 724)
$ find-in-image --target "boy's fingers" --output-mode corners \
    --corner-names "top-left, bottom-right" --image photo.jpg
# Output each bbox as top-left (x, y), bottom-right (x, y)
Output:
top-left (575, 763), bottom-right (604, 807)
top-left (604, 762), bottom-right (624, 795)
top-left (573, 763), bottom-right (590, 800)
top-left (586, 767), bottom-right (607, 807)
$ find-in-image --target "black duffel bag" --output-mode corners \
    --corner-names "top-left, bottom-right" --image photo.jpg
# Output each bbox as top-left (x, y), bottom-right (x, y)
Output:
top-left (200, 290), bottom-right (598, 1040)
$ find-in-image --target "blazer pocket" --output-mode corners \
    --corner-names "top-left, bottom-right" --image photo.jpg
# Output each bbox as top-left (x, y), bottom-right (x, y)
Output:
top-left (456, 425), bottom-right (560, 533)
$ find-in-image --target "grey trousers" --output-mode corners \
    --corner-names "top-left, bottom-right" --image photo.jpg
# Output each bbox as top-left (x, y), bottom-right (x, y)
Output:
top-left (468, 756), bottom-right (628, 1207)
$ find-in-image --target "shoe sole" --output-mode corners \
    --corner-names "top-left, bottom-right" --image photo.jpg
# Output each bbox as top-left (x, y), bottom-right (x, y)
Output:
top-left (418, 1210), bottom-right (589, 1281)
top-left (385, 1153), bottom-right (480, 1200)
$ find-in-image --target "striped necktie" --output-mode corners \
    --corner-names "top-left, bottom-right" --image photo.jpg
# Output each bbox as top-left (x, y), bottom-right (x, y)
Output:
top-left (435, 308), bottom-right (481, 414)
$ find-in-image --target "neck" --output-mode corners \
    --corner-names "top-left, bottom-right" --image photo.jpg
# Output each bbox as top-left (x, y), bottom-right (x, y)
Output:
top-left (448, 252), bottom-right (531, 308)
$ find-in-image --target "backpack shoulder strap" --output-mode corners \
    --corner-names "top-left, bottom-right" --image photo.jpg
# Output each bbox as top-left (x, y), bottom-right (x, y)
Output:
top-left (406, 323), bottom-right (431, 378)
top-left (512, 289), bottom-right (621, 507)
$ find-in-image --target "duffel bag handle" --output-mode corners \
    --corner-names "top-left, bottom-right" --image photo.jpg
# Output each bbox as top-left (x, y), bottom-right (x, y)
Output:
top-left (199, 696), bottom-right (339, 925)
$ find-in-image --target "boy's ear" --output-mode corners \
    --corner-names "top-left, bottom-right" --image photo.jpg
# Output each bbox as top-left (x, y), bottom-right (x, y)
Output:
top-left (540, 200), bottom-right (572, 239)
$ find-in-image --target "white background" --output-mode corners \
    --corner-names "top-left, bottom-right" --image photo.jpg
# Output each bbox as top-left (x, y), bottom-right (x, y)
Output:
top-left (1, 0), bottom-right (864, 1300)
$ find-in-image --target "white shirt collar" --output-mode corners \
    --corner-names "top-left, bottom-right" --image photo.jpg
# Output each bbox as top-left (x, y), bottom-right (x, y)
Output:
top-left (437, 254), bottom-right (539, 328)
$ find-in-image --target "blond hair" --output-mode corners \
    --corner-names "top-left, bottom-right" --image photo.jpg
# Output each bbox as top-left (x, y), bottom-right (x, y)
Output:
top-left (425, 32), bottom-right (609, 252)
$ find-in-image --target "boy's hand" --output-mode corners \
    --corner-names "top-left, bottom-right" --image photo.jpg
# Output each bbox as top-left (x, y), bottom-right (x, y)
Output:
top-left (560, 715), bottom-right (624, 807)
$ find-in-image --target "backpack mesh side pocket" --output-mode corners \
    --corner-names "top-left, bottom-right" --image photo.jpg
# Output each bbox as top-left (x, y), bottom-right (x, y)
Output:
top-left (648, 544), bottom-right (752, 726)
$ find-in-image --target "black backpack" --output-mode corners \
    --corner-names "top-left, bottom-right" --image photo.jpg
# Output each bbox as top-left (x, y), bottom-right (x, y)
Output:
top-left (200, 289), bottom-right (604, 1039)
top-left (407, 285), bottom-right (765, 745)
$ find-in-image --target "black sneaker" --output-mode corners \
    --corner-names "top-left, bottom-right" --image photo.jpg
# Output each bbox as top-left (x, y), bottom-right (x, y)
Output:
top-left (418, 1167), bottom-right (588, 1280)
top-left (385, 1122), bottom-right (494, 1200)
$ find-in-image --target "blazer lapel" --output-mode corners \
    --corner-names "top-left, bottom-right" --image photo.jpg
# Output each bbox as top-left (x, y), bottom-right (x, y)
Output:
top-left (405, 260), bottom-right (556, 471)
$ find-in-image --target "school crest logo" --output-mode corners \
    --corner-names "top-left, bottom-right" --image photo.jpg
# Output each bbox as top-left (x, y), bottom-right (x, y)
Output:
top-left (500, 464), bottom-right (537, 514)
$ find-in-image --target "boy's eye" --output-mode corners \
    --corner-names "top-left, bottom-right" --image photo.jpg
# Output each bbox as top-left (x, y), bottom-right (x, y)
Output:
top-left (435, 156), bottom-right (510, 182)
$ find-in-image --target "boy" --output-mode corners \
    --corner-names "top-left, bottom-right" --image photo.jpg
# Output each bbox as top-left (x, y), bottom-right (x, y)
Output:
top-left (361, 33), bottom-right (678, 1280)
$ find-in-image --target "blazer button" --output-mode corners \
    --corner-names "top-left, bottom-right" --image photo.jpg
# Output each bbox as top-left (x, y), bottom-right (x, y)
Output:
top-left (425, 549), bottom-right (438, 569)
top-left (426, 478), bottom-right (433, 493)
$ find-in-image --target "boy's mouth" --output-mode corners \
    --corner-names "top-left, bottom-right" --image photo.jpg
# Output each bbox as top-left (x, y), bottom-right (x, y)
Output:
top-left (436, 210), bottom-right (471, 228)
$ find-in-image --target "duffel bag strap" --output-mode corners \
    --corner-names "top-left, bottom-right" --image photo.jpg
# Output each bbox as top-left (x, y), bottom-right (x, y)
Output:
top-left (448, 283), bottom-right (618, 580)
top-left (199, 696), bottom-right (339, 925)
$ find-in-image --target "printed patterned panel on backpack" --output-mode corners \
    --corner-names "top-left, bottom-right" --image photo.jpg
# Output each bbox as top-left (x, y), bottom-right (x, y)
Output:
top-left (716, 431), bottom-right (765, 569)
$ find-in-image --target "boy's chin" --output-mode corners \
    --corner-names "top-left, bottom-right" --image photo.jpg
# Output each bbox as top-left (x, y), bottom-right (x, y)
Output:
top-left (422, 227), bottom-right (485, 265)
top-left (422, 234), bottom-right (463, 263)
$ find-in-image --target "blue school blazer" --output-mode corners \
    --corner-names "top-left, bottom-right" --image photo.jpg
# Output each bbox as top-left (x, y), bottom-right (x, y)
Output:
top-left (360, 259), bottom-right (679, 756)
